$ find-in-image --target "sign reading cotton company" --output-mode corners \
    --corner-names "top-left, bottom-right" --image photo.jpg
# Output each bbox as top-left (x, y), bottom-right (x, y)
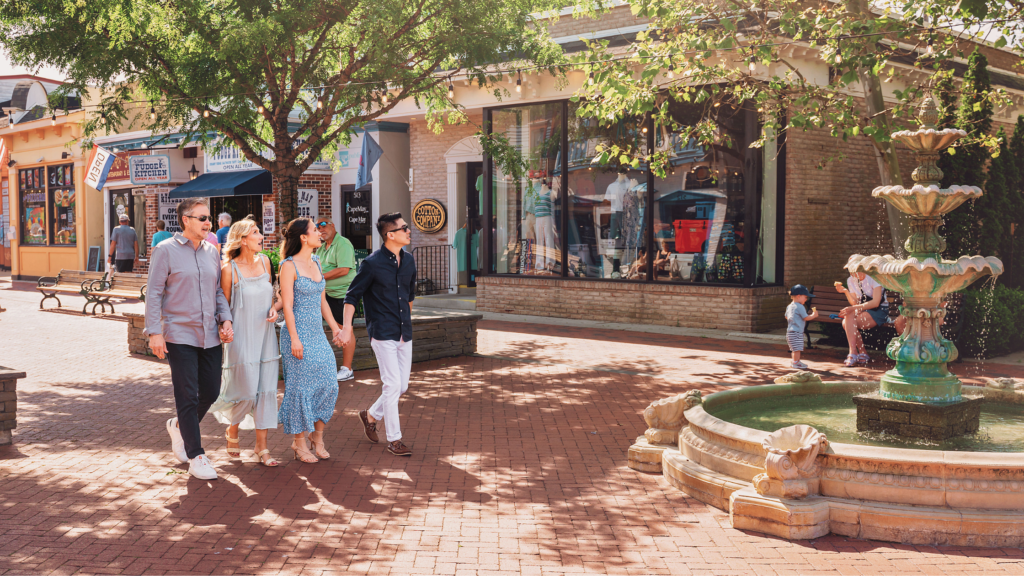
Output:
top-left (412, 199), bottom-right (446, 234)
top-left (129, 155), bottom-right (172, 185)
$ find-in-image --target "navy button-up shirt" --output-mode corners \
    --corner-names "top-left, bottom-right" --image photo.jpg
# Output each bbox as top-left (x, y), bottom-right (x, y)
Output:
top-left (344, 247), bottom-right (416, 342)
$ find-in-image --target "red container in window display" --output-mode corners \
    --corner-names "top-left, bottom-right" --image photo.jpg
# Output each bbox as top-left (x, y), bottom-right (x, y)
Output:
top-left (673, 219), bottom-right (709, 253)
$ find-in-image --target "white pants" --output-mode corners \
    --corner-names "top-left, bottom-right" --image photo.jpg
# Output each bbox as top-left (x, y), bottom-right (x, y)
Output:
top-left (534, 215), bottom-right (555, 270)
top-left (369, 338), bottom-right (412, 442)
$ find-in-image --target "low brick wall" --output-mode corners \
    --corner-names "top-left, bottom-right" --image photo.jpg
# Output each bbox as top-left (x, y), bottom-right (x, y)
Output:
top-left (477, 276), bottom-right (789, 332)
top-left (0, 367), bottom-right (25, 446)
top-left (125, 311), bottom-right (481, 371)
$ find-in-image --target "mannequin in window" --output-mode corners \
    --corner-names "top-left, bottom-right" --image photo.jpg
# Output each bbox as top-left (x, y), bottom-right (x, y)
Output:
top-left (522, 174), bottom-right (538, 242)
top-left (604, 168), bottom-right (634, 276)
top-left (533, 173), bottom-right (557, 273)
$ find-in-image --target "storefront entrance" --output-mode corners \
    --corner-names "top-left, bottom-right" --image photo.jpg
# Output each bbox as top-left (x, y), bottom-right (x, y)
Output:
top-left (109, 188), bottom-right (147, 259)
top-left (210, 195), bottom-right (264, 232)
top-left (462, 162), bottom-right (484, 287)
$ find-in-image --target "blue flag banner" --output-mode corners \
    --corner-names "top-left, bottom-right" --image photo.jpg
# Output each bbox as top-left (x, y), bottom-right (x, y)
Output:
top-left (355, 132), bottom-right (383, 190)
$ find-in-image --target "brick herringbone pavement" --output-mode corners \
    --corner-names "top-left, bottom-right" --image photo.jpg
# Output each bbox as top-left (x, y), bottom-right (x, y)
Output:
top-left (2, 281), bottom-right (1024, 575)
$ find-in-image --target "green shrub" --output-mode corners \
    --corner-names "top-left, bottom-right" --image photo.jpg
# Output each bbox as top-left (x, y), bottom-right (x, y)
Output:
top-left (956, 284), bottom-right (1024, 359)
top-left (260, 249), bottom-right (281, 275)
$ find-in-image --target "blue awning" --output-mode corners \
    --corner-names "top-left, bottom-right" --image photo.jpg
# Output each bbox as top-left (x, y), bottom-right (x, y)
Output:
top-left (168, 170), bottom-right (272, 199)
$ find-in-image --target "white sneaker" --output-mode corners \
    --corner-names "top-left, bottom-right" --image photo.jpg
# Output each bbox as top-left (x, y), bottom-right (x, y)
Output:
top-left (166, 417), bottom-right (188, 463)
top-left (188, 454), bottom-right (218, 480)
top-left (791, 361), bottom-right (810, 370)
top-left (337, 366), bottom-right (354, 381)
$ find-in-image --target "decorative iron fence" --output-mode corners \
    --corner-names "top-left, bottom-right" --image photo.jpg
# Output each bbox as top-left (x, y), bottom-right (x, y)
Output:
top-left (412, 245), bottom-right (452, 296)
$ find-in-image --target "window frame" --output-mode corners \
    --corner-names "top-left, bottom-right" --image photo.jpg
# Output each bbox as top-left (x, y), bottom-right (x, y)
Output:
top-left (482, 98), bottom-right (786, 287)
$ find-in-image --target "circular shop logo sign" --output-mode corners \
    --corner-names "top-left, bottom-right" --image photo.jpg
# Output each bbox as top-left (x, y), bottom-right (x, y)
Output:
top-left (412, 199), bottom-right (447, 234)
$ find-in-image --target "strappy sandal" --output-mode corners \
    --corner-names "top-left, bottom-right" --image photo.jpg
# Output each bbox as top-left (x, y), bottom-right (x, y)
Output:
top-left (291, 440), bottom-right (318, 463)
top-left (307, 431), bottom-right (330, 460)
top-left (843, 354), bottom-right (859, 367)
top-left (226, 431), bottom-right (241, 458)
top-left (253, 448), bottom-right (280, 467)
top-left (857, 353), bottom-right (870, 365)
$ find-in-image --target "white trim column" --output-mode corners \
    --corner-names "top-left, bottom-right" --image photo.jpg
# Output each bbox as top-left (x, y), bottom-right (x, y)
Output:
top-left (443, 136), bottom-right (483, 293)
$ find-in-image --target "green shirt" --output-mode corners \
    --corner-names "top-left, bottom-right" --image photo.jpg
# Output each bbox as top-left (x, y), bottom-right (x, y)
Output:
top-left (316, 233), bottom-right (357, 299)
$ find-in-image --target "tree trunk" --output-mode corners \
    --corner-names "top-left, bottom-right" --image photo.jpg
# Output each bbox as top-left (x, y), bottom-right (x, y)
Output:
top-left (275, 169), bottom-right (301, 242)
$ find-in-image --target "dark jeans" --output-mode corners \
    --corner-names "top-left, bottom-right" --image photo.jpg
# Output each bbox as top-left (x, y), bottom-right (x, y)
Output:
top-left (166, 342), bottom-right (223, 460)
top-left (114, 259), bottom-right (135, 273)
top-left (325, 294), bottom-right (346, 326)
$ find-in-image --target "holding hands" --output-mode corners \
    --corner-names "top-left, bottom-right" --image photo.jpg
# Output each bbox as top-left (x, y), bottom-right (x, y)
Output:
top-left (219, 320), bottom-right (234, 343)
top-left (339, 326), bottom-right (354, 348)
top-left (331, 327), bottom-right (345, 348)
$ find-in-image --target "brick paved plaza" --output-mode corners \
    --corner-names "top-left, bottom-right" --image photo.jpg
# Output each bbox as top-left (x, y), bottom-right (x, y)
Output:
top-left (2, 280), bottom-right (1024, 575)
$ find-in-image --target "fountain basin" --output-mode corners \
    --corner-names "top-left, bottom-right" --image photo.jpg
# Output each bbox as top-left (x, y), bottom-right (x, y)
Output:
top-left (871, 184), bottom-right (982, 217)
top-left (892, 127), bottom-right (967, 151)
top-left (847, 254), bottom-right (1003, 298)
top-left (642, 379), bottom-right (1024, 546)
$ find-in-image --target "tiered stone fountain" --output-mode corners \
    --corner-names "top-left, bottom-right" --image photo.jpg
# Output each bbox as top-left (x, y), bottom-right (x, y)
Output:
top-left (848, 97), bottom-right (1002, 440)
top-left (628, 97), bottom-right (1024, 547)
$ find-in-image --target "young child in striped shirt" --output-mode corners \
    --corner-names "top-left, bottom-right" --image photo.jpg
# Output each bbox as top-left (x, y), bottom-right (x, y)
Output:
top-left (786, 285), bottom-right (818, 370)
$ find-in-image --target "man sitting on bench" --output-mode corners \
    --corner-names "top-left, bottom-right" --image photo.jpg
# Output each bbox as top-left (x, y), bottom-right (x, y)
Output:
top-left (836, 272), bottom-right (908, 367)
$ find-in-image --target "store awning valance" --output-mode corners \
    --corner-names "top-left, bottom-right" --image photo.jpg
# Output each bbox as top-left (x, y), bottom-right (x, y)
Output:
top-left (168, 169), bottom-right (272, 199)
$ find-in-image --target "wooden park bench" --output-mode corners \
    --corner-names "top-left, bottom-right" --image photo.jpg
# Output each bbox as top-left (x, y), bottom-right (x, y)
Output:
top-left (804, 284), bottom-right (901, 349)
top-left (36, 270), bottom-right (108, 313)
top-left (85, 272), bottom-right (147, 314)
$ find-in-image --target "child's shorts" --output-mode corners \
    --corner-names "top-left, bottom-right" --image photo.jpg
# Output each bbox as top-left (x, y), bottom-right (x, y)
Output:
top-left (787, 331), bottom-right (805, 352)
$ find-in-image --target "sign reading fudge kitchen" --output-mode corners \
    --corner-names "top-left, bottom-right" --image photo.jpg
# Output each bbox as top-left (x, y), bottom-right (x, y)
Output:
top-left (129, 155), bottom-right (172, 185)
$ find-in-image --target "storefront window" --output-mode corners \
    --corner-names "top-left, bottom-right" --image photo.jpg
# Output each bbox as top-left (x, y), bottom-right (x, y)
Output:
top-left (48, 165), bottom-right (76, 245)
top-left (565, 107), bottom-right (648, 279)
top-left (651, 102), bottom-right (753, 284)
top-left (20, 167), bottom-right (47, 245)
top-left (489, 103), bottom-right (563, 275)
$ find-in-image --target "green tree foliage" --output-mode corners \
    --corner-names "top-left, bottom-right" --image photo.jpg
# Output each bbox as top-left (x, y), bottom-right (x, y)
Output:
top-left (1007, 117), bottom-right (1024, 288)
top-left (979, 128), bottom-right (1009, 257)
top-left (938, 50), bottom-right (993, 258)
top-left (0, 0), bottom-right (561, 224)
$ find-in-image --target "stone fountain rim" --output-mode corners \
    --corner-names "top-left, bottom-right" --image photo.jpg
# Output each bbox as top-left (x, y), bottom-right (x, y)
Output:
top-left (892, 127), bottom-right (968, 138)
top-left (871, 184), bottom-right (983, 197)
top-left (687, 381), bottom-right (1024, 466)
top-left (845, 253), bottom-right (1003, 275)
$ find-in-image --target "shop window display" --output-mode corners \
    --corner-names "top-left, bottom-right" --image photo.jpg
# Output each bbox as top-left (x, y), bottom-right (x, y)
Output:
top-left (651, 101), bottom-right (753, 284)
top-left (20, 167), bottom-right (47, 245)
top-left (489, 103), bottom-right (563, 275)
top-left (565, 109), bottom-right (648, 279)
top-left (48, 164), bottom-right (76, 245)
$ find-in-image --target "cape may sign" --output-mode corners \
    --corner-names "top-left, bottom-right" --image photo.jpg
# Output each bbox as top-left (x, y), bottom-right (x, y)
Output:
top-left (129, 155), bottom-right (172, 185)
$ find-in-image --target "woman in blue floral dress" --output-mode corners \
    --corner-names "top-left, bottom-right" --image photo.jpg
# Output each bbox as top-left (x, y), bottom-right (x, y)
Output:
top-left (278, 218), bottom-right (345, 463)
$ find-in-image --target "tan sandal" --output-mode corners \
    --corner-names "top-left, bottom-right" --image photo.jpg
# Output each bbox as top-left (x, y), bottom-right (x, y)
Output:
top-left (226, 430), bottom-right (241, 458)
top-left (291, 439), bottom-right (318, 463)
top-left (253, 448), bottom-right (280, 467)
top-left (307, 431), bottom-right (330, 460)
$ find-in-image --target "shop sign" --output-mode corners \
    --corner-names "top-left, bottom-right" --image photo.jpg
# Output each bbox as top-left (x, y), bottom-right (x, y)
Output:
top-left (129, 155), bottom-right (172, 185)
top-left (262, 203), bottom-right (275, 234)
top-left (412, 199), bottom-right (446, 234)
top-left (106, 150), bottom-right (151, 182)
top-left (204, 140), bottom-right (331, 173)
top-left (158, 192), bottom-right (184, 234)
top-left (345, 189), bottom-right (371, 236)
top-left (297, 188), bottom-right (318, 221)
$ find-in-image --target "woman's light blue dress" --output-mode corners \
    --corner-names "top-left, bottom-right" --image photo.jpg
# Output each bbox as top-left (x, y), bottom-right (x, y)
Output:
top-left (278, 256), bottom-right (339, 434)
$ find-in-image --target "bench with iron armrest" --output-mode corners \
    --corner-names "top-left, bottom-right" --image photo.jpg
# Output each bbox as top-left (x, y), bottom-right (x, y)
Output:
top-left (36, 270), bottom-right (108, 313)
top-left (86, 272), bottom-right (148, 314)
top-left (804, 284), bottom-right (901, 348)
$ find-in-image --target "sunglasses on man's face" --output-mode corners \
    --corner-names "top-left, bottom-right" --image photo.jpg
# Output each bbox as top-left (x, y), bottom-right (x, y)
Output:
top-left (185, 214), bottom-right (212, 222)
top-left (316, 222), bottom-right (331, 228)
top-left (388, 224), bottom-right (411, 234)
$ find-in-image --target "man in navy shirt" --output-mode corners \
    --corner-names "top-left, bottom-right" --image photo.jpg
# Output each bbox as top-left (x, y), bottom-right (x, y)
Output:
top-left (341, 212), bottom-right (416, 456)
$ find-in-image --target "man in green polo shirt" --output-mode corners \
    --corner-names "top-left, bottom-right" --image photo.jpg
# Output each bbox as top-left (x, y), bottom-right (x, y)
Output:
top-left (316, 218), bottom-right (358, 381)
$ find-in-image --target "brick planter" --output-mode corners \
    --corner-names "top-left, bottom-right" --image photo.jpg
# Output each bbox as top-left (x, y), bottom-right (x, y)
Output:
top-left (125, 310), bottom-right (481, 370)
top-left (0, 367), bottom-right (25, 446)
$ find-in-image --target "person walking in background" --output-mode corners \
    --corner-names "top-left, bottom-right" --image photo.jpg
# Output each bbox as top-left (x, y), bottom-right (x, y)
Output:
top-left (341, 213), bottom-right (416, 457)
top-left (315, 218), bottom-right (357, 381)
top-left (278, 218), bottom-right (345, 463)
top-left (209, 217), bottom-right (282, 467)
top-left (146, 198), bottom-right (233, 480)
top-left (151, 219), bottom-right (172, 247)
top-left (215, 213), bottom-right (232, 246)
top-left (109, 214), bottom-right (139, 272)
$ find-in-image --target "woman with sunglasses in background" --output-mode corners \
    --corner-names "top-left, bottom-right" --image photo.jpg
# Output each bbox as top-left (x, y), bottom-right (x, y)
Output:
top-left (277, 218), bottom-right (345, 463)
top-left (209, 217), bottom-right (283, 466)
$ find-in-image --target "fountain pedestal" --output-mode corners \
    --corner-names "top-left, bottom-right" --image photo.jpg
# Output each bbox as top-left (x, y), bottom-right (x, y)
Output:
top-left (853, 393), bottom-right (982, 441)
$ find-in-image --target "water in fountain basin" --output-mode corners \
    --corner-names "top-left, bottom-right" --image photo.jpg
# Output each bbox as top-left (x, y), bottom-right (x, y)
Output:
top-left (710, 393), bottom-right (1024, 452)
